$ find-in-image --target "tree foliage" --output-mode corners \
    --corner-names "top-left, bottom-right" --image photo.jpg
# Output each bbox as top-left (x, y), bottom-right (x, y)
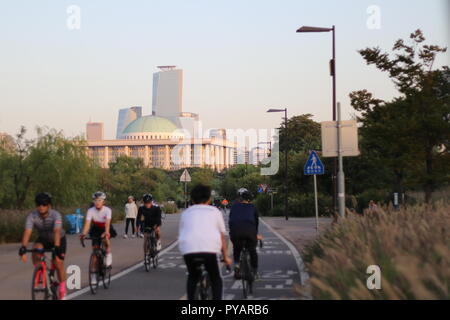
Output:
top-left (350, 29), bottom-right (450, 203)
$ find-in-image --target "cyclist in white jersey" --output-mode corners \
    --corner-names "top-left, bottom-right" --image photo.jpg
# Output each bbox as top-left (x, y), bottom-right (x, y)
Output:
top-left (80, 192), bottom-right (114, 279)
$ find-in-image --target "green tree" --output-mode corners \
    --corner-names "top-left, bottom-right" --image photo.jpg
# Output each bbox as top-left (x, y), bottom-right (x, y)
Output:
top-left (350, 29), bottom-right (450, 203)
top-left (0, 127), bottom-right (97, 209)
top-left (279, 114), bottom-right (321, 153)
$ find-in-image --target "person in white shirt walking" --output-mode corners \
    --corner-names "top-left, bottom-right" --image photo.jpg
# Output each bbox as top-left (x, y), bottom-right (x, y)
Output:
top-left (178, 184), bottom-right (232, 300)
top-left (124, 196), bottom-right (138, 239)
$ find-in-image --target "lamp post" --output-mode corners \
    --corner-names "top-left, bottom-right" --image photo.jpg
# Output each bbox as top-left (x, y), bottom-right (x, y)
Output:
top-left (296, 25), bottom-right (338, 215)
top-left (267, 108), bottom-right (288, 220)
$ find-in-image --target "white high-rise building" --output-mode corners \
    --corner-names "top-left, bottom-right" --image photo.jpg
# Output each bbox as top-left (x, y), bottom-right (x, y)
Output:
top-left (152, 66), bottom-right (183, 118)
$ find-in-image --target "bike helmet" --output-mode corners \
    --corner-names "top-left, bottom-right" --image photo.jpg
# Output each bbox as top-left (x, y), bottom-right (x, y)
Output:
top-left (35, 192), bottom-right (52, 206)
top-left (92, 191), bottom-right (106, 200)
top-left (237, 188), bottom-right (253, 201)
top-left (143, 193), bottom-right (153, 203)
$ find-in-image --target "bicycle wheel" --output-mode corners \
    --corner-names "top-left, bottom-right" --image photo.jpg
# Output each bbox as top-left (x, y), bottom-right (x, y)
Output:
top-left (50, 281), bottom-right (59, 300)
top-left (144, 238), bottom-right (150, 272)
top-left (89, 253), bottom-right (99, 294)
top-left (151, 237), bottom-right (158, 269)
top-left (195, 273), bottom-right (211, 300)
top-left (240, 252), bottom-right (252, 299)
top-left (103, 264), bottom-right (111, 289)
top-left (49, 271), bottom-right (59, 300)
top-left (201, 274), bottom-right (212, 300)
top-left (31, 265), bottom-right (49, 300)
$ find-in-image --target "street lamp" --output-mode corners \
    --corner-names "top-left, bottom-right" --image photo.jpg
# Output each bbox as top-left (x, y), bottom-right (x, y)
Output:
top-left (267, 108), bottom-right (288, 220)
top-left (296, 25), bottom-right (338, 215)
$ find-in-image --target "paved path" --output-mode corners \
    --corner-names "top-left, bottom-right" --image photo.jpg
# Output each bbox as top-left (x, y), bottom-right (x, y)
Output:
top-left (70, 209), bottom-right (308, 300)
top-left (260, 217), bottom-right (333, 253)
top-left (0, 211), bottom-right (329, 300)
top-left (0, 213), bottom-right (180, 300)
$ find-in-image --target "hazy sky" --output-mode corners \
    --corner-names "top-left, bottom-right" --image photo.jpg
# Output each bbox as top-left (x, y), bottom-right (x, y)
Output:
top-left (0, 0), bottom-right (449, 140)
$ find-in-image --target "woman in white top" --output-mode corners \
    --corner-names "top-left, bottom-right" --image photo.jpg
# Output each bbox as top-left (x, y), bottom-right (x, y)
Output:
top-left (124, 196), bottom-right (138, 238)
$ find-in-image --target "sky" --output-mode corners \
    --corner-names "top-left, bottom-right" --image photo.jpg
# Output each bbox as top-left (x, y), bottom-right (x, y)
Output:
top-left (0, 0), bottom-right (449, 140)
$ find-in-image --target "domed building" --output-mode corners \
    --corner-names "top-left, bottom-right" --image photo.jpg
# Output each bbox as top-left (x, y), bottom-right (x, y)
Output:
top-left (85, 66), bottom-right (236, 171)
top-left (122, 116), bottom-right (184, 141)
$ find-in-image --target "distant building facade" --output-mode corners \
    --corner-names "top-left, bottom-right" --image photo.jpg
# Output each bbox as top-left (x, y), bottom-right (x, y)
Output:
top-left (86, 138), bottom-right (235, 171)
top-left (86, 66), bottom-right (236, 171)
top-left (0, 132), bottom-right (14, 152)
top-left (86, 122), bottom-right (104, 141)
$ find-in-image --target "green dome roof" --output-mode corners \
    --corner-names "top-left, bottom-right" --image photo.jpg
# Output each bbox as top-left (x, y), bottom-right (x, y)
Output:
top-left (123, 116), bottom-right (178, 134)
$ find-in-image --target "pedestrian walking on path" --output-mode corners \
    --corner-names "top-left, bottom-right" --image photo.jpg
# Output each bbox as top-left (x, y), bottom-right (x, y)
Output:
top-left (124, 196), bottom-right (138, 239)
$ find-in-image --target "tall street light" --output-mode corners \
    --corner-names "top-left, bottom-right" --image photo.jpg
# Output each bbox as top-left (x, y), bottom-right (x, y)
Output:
top-left (267, 108), bottom-right (288, 220)
top-left (296, 25), bottom-right (338, 215)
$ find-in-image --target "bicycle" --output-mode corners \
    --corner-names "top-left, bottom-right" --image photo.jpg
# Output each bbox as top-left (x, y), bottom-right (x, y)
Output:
top-left (81, 236), bottom-right (111, 294)
top-left (26, 248), bottom-right (60, 300)
top-left (239, 239), bottom-right (263, 299)
top-left (193, 257), bottom-right (231, 300)
top-left (144, 227), bottom-right (159, 271)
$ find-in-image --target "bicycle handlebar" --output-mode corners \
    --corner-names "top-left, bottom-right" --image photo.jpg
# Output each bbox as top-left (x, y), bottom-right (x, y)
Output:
top-left (80, 236), bottom-right (104, 248)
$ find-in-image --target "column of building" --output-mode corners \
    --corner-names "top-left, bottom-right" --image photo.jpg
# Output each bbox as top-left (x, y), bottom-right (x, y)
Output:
top-left (144, 146), bottom-right (150, 167)
top-left (164, 145), bottom-right (170, 170)
top-left (104, 146), bottom-right (109, 168)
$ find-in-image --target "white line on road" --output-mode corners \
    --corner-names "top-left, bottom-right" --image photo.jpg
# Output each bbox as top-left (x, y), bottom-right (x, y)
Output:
top-left (259, 218), bottom-right (312, 299)
top-left (65, 240), bottom-right (179, 300)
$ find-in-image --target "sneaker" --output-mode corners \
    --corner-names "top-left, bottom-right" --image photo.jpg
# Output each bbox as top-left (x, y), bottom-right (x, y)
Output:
top-left (131, 234), bottom-right (136, 239)
top-left (106, 253), bottom-right (112, 267)
top-left (139, 233), bottom-right (144, 238)
top-left (156, 240), bottom-right (162, 251)
top-left (123, 234), bottom-right (128, 239)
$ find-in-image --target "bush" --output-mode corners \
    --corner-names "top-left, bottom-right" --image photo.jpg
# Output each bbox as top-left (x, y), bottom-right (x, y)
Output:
top-left (0, 205), bottom-right (125, 244)
top-left (302, 202), bottom-right (450, 299)
top-left (354, 189), bottom-right (390, 212)
top-left (254, 194), bottom-right (271, 216)
top-left (0, 210), bottom-right (31, 243)
top-left (161, 202), bottom-right (178, 214)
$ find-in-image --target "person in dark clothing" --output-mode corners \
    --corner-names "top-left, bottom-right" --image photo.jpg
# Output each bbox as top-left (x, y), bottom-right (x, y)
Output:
top-left (229, 188), bottom-right (262, 279)
top-left (137, 194), bottom-right (162, 252)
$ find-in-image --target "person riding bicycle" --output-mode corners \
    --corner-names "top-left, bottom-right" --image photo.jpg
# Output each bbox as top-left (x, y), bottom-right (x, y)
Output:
top-left (178, 184), bottom-right (232, 300)
top-left (19, 192), bottom-right (67, 300)
top-left (80, 191), bottom-right (115, 285)
top-left (229, 188), bottom-right (262, 280)
top-left (137, 193), bottom-right (162, 253)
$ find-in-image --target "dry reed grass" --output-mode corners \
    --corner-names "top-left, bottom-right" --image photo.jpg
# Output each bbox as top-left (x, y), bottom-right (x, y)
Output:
top-left (300, 202), bottom-right (450, 299)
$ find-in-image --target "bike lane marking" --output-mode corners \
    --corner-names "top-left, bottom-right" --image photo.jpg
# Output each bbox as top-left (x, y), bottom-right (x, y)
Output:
top-left (65, 240), bottom-right (179, 300)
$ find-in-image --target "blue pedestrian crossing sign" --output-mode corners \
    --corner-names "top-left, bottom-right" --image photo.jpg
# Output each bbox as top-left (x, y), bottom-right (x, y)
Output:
top-left (304, 151), bottom-right (325, 175)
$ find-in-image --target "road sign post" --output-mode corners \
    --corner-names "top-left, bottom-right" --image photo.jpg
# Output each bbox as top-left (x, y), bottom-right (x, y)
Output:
top-left (337, 102), bottom-right (346, 219)
top-left (180, 169), bottom-right (192, 209)
top-left (304, 150), bottom-right (324, 234)
top-left (313, 174), bottom-right (319, 232)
